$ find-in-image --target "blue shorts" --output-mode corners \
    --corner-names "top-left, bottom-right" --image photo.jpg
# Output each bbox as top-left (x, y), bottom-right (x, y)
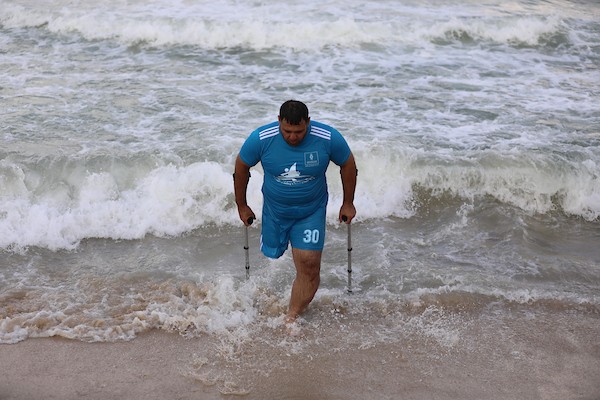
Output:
top-left (260, 202), bottom-right (326, 259)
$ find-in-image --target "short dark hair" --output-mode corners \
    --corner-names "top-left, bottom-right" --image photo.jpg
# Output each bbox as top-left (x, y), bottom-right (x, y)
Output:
top-left (279, 100), bottom-right (309, 125)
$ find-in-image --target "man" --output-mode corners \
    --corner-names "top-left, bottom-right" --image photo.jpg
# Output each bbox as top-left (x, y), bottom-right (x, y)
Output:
top-left (234, 100), bottom-right (357, 324)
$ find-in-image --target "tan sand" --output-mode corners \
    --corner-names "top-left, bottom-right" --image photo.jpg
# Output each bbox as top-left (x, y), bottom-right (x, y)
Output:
top-left (1, 309), bottom-right (599, 400)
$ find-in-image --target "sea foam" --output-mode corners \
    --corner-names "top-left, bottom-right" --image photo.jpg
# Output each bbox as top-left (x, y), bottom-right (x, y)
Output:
top-left (1, 142), bottom-right (597, 251)
top-left (0, 161), bottom-right (260, 250)
top-left (0, 3), bottom-right (569, 50)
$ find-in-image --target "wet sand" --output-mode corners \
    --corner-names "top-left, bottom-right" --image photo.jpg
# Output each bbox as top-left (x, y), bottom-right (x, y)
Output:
top-left (1, 309), bottom-right (599, 400)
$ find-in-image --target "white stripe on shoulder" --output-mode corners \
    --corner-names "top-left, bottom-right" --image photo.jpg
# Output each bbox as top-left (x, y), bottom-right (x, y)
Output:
top-left (259, 126), bottom-right (279, 140)
top-left (310, 126), bottom-right (332, 140)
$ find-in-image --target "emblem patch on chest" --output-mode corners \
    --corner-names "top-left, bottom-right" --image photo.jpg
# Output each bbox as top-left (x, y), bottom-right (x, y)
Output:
top-left (304, 151), bottom-right (319, 167)
top-left (275, 162), bottom-right (315, 185)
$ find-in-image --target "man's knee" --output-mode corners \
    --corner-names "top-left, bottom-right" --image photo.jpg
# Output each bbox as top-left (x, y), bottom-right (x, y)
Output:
top-left (293, 249), bottom-right (321, 275)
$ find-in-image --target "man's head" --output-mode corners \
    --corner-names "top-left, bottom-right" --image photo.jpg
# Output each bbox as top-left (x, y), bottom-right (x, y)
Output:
top-left (278, 100), bottom-right (310, 146)
top-left (279, 100), bottom-right (309, 124)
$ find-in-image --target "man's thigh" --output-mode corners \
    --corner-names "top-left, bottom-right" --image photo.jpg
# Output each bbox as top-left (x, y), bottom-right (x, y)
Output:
top-left (289, 206), bottom-right (326, 251)
top-left (260, 209), bottom-right (292, 259)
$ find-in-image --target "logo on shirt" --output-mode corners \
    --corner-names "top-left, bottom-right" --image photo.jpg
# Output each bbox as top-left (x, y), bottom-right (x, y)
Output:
top-left (304, 151), bottom-right (319, 167)
top-left (275, 163), bottom-right (315, 185)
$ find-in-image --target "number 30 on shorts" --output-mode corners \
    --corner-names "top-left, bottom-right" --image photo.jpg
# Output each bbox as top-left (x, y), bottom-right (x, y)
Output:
top-left (303, 229), bottom-right (320, 244)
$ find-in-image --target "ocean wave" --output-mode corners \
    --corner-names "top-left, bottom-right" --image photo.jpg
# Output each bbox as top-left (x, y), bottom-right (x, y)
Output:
top-left (0, 145), bottom-right (597, 251)
top-left (424, 16), bottom-right (566, 48)
top-left (351, 143), bottom-right (600, 221)
top-left (0, 3), bottom-right (575, 50)
top-left (0, 160), bottom-right (248, 251)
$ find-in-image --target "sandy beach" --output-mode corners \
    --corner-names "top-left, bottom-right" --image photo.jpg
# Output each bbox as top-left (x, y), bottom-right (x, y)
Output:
top-left (1, 308), bottom-right (599, 400)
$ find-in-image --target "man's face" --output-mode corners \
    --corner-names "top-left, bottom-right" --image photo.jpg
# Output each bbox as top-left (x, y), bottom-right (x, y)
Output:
top-left (279, 117), bottom-right (310, 146)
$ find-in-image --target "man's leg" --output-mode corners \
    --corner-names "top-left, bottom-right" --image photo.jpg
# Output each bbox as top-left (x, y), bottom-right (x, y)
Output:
top-left (286, 248), bottom-right (322, 322)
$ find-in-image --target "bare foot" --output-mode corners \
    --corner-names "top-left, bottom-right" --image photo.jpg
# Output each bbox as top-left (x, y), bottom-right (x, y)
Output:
top-left (284, 315), bottom-right (302, 336)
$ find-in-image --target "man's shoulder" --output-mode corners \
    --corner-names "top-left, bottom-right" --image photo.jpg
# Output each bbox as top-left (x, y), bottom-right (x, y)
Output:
top-left (253, 121), bottom-right (279, 141)
top-left (241, 122), bottom-right (278, 165)
top-left (309, 121), bottom-right (340, 141)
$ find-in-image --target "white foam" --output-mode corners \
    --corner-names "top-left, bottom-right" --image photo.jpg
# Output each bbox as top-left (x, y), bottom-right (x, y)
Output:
top-left (0, 274), bottom-right (263, 343)
top-left (562, 159), bottom-right (600, 221)
top-left (0, 1), bottom-right (571, 50)
top-left (326, 140), bottom-right (417, 222)
top-left (418, 15), bottom-right (562, 46)
top-left (0, 161), bottom-right (262, 250)
top-left (1, 140), bottom-right (598, 251)
top-left (335, 140), bottom-right (600, 222)
top-left (1, 256), bottom-right (597, 345)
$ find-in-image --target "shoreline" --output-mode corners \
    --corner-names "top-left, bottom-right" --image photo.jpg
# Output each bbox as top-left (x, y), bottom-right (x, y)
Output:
top-left (1, 308), bottom-right (599, 400)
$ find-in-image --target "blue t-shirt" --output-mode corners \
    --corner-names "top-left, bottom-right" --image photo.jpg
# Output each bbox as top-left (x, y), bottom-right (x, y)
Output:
top-left (239, 120), bottom-right (351, 219)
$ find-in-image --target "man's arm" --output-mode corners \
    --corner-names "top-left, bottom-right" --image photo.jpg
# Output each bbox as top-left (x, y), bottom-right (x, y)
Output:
top-left (339, 152), bottom-right (357, 223)
top-left (234, 155), bottom-right (255, 226)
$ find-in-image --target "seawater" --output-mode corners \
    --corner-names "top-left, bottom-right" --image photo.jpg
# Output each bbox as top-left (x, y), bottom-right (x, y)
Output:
top-left (1, 0), bottom-right (599, 353)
